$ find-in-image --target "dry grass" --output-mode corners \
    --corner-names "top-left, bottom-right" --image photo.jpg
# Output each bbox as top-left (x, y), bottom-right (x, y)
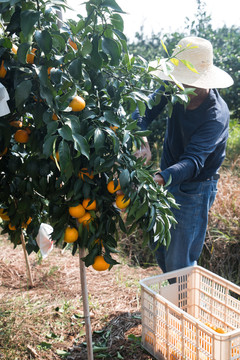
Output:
top-left (200, 166), bottom-right (240, 283)
top-left (0, 238), bottom-right (159, 360)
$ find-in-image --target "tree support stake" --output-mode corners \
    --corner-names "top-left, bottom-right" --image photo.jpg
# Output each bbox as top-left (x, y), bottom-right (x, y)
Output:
top-left (21, 231), bottom-right (34, 288)
top-left (79, 247), bottom-right (94, 360)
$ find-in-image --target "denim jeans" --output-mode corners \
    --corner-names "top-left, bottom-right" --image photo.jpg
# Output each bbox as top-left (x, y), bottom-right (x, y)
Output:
top-left (150, 179), bottom-right (218, 273)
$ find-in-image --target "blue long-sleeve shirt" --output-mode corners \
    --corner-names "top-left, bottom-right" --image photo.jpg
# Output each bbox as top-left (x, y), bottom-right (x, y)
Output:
top-left (133, 88), bottom-right (230, 186)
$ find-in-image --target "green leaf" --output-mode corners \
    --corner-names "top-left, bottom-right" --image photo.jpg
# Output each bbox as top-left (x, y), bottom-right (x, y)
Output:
top-left (112, 29), bottom-right (127, 42)
top-left (101, 0), bottom-right (124, 13)
top-left (35, 30), bottom-right (52, 54)
top-left (90, 36), bottom-right (102, 69)
top-left (134, 130), bottom-right (151, 137)
top-left (38, 65), bottom-right (49, 87)
top-left (165, 229), bottom-right (171, 250)
top-left (58, 140), bottom-right (73, 180)
top-left (104, 110), bottom-right (119, 126)
top-left (15, 80), bottom-right (32, 108)
top-left (110, 14), bottom-right (124, 31)
top-left (119, 169), bottom-right (130, 189)
top-left (43, 135), bottom-right (56, 157)
top-left (17, 42), bottom-right (30, 63)
top-left (102, 37), bottom-right (120, 66)
top-left (56, 349), bottom-right (71, 357)
top-left (52, 34), bottom-right (66, 52)
top-left (20, 10), bottom-right (40, 38)
top-left (136, 100), bottom-right (146, 117)
top-left (123, 130), bottom-right (130, 146)
top-left (72, 134), bottom-right (90, 159)
top-left (58, 125), bottom-right (73, 141)
top-left (68, 58), bottom-right (82, 80)
top-left (81, 38), bottom-right (92, 56)
top-left (94, 128), bottom-right (105, 152)
top-left (135, 201), bottom-right (149, 221)
top-left (118, 215), bottom-right (127, 233)
top-left (126, 120), bottom-right (138, 131)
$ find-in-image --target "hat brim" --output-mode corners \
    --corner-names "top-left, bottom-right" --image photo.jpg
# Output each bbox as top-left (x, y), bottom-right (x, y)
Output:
top-left (149, 59), bottom-right (234, 89)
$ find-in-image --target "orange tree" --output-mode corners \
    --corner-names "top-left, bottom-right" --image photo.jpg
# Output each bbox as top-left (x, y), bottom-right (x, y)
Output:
top-left (0, 0), bottom-right (186, 269)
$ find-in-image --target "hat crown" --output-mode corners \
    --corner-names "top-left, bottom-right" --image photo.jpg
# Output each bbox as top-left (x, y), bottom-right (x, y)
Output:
top-left (173, 37), bottom-right (213, 72)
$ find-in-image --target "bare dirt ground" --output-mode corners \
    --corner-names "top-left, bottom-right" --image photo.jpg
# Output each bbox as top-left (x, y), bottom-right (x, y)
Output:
top-left (0, 236), bottom-right (159, 360)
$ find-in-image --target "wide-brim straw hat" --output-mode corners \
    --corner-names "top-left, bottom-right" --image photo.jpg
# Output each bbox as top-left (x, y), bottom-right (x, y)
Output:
top-left (150, 37), bottom-right (234, 89)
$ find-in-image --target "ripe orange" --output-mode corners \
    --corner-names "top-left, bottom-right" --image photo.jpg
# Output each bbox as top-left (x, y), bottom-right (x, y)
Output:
top-left (10, 120), bottom-right (23, 128)
top-left (48, 67), bottom-right (53, 75)
top-left (92, 255), bottom-right (110, 271)
top-left (8, 223), bottom-right (16, 231)
top-left (64, 226), bottom-right (79, 243)
top-left (27, 48), bottom-right (37, 64)
top-left (115, 194), bottom-right (130, 209)
top-left (107, 179), bottom-right (121, 194)
top-left (0, 147), bottom-right (8, 156)
top-left (78, 168), bottom-right (94, 180)
top-left (0, 60), bottom-right (7, 78)
top-left (12, 44), bottom-right (18, 54)
top-left (22, 217), bottom-right (32, 229)
top-left (82, 198), bottom-right (97, 211)
top-left (69, 204), bottom-right (86, 218)
top-left (14, 129), bottom-right (29, 143)
top-left (77, 212), bottom-right (93, 227)
top-left (52, 113), bottom-right (58, 121)
top-left (110, 125), bottom-right (118, 132)
top-left (69, 96), bottom-right (86, 112)
top-left (0, 209), bottom-right (10, 221)
top-left (68, 38), bottom-right (78, 50)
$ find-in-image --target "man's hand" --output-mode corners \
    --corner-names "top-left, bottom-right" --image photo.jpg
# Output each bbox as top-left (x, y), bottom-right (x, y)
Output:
top-left (134, 136), bottom-right (152, 165)
top-left (153, 173), bottom-right (165, 186)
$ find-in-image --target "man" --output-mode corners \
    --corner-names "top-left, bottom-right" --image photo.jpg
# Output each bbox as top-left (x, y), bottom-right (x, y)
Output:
top-left (133, 37), bottom-right (233, 273)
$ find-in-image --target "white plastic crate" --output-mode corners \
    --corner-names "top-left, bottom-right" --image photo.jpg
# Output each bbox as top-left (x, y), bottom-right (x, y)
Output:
top-left (140, 265), bottom-right (240, 360)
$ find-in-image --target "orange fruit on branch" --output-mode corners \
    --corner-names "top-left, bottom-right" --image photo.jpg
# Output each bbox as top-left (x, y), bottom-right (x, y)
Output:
top-left (77, 212), bottom-right (93, 227)
top-left (115, 194), bottom-right (130, 209)
top-left (69, 96), bottom-right (86, 112)
top-left (64, 226), bottom-right (79, 243)
top-left (22, 217), bottom-right (32, 229)
top-left (10, 120), bottom-right (23, 128)
top-left (110, 125), bottom-right (118, 132)
top-left (0, 209), bottom-right (10, 221)
top-left (8, 223), bottom-right (16, 231)
top-left (78, 168), bottom-right (94, 180)
top-left (14, 129), bottom-right (29, 143)
top-left (11, 44), bottom-right (18, 54)
top-left (68, 38), bottom-right (78, 50)
top-left (107, 179), bottom-right (121, 194)
top-left (69, 204), bottom-right (86, 218)
top-left (82, 198), bottom-right (97, 211)
top-left (92, 255), bottom-right (110, 271)
top-left (27, 48), bottom-right (37, 64)
top-left (0, 60), bottom-right (7, 78)
top-left (52, 113), bottom-right (58, 121)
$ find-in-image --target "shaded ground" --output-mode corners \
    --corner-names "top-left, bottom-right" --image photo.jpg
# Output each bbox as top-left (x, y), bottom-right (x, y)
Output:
top-left (0, 237), bottom-right (159, 359)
